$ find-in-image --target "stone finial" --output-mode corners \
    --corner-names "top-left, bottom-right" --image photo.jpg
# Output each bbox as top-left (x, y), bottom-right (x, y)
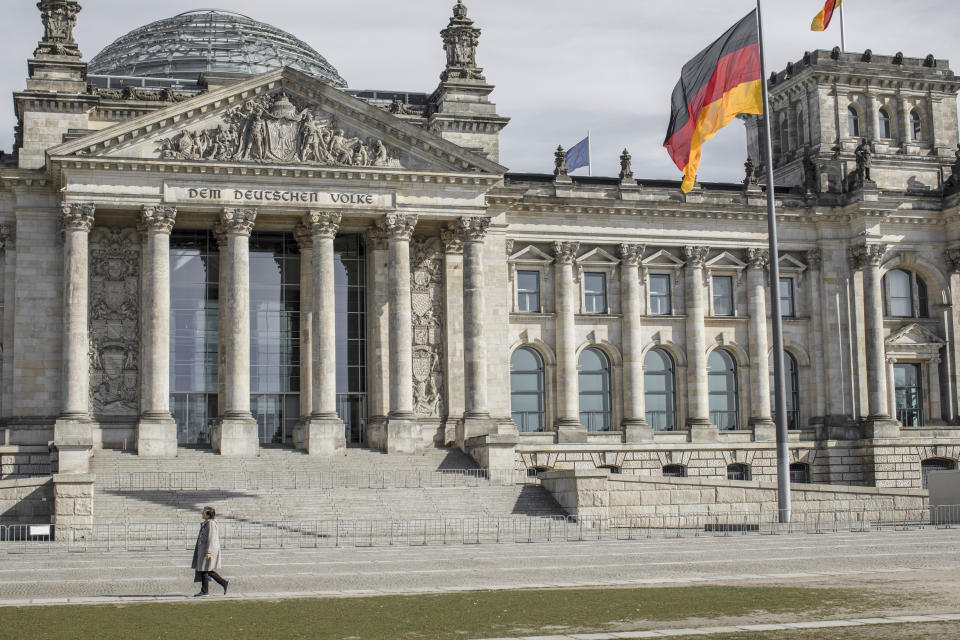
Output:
top-left (553, 241), bottom-right (579, 264)
top-left (35, 0), bottom-right (82, 58)
top-left (682, 245), bottom-right (709, 268)
top-left (924, 54), bottom-right (936, 68)
top-left (60, 202), bottom-right (94, 232)
top-left (457, 216), bottom-right (491, 243)
top-left (893, 52), bottom-right (904, 65)
top-left (861, 49), bottom-right (873, 63)
top-left (619, 243), bottom-right (643, 266)
top-left (944, 144), bottom-right (960, 195)
top-left (440, 0), bottom-right (483, 81)
top-left (440, 222), bottom-right (463, 254)
top-left (805, 248), bottom-right (823, 270)
top-left (554, 145), bottom-right (568, 178)
top-left (746, 248), bottom-right (770, 270)
top-left (848, 242), bottom-right (888, 270)
top-left (303, 210), bottom-right (342, 239)
top-left (830, 46), bottom-right (841, 60)
top-left (618, 149), bottom-right (633, 181)
top-left (382, 213), bottom-right (418, 241)
top-left (743, 157), bottom-right (758, 187)
top-left (140, 205), bottom-right (177, 234)
top-left (219, 208), bottom-right (257, 236)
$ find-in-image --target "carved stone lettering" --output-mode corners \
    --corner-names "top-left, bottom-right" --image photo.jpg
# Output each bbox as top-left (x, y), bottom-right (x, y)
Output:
top-left (411, 236), bottom-right (445, 418)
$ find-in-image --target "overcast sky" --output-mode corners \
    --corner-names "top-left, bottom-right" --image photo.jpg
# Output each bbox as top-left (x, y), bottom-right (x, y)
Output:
top-left (1, 1), bottom-right (958, 181)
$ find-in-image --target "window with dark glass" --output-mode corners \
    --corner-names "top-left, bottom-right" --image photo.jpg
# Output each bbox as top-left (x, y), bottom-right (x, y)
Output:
top-left (579, 347), bottom-right (612, 431)
top-left (644, 348), bottom-right (676, 431)
top-left (894, 363), bottom-right (923, 427)
top-left (662, 464), bottom-right (686, 478)
top-left (511, 347), bottom-right (545, 432)
top-left (921, 458), bottom-right (957, 489)
top-left (649, 274), bottom-right (671, 315)
top-left (584, 272), bottom-right (607, 314)
top-left (910, 110), bottom-right (922, 141)
top-left (848, 106), bottom-right (860, 137)
top-left (334, 235), bottom-right (368, 445)
top-left (708, 350), bottom-right (739, 430)
top-left (779, 115), bottom-right (789, 152)
top-left (882, 269), bottom-right (928, 318)
top-left (517, 270), bottom-right (540, 312)
top-left (789, 462), bottom-right (811, 483)
top-left (712, 275), bottom-right (734, 316)
top-left (727, 463), bottom-right (751, 481)
top-left (770, 351), bottom-right (800, 429)
top-left (797, 110), bottom-right (805, 145)
top-left (779, 277), bottom-right (794, 317)
top-left (879, 108), bottom-right (892, 138)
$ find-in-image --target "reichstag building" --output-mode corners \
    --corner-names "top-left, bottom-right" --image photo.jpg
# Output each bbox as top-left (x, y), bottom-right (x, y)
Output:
top-left (2, 1), bottom-right (960, 489)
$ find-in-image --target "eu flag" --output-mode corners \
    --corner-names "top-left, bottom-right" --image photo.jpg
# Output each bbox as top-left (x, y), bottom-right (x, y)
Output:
top-left (565, 136), bottom-right (590, 173)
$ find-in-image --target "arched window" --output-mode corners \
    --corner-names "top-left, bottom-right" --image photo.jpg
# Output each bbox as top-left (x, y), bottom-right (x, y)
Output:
top-left (789, 462), bottom-right (811, 483)
top-left (882, 269), bottom-right (928, 318)
top-left (910, 110), bottom-right (922, 141)
top-left (644, 348), bottom-right (676, 431)
top-left (708, 350), bottom-right (739, 430)
top-left (579, 348), bottom-right (612, 431)
top-left (921, 458), bottom-right (957, 489)
top-left (727, 463), bottom-right (751, 481)
top-left (879, 108), bottom-right (892, 139)
top-left (662, 464), bottom-right (687, 478)
top-left (770, 351), bottom-right (800, 429)
top-left (510, 347), bottom-right (545, 432)
top-left (847, 106), bottom-right (860, 137)
top-left (779, 114), bottom-right (789, 152)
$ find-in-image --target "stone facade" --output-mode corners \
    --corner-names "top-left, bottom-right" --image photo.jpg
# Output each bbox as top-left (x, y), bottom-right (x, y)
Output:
top-left (1, 2), bottom-right (960, 526)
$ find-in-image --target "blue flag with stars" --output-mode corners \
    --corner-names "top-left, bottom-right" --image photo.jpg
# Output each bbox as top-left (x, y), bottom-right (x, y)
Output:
top-left (565, 136), bottom-right (590, 173)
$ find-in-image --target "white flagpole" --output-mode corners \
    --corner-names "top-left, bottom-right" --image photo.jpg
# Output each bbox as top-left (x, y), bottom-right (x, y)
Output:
top-left (587, 130), bottom-right (592, 177)
top-left (839, 1), bottom-right (846, 52)
top-left (756, 0), bottom-right (792, 524)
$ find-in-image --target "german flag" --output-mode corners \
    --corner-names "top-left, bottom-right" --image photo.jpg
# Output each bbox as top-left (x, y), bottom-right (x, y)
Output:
top-left (663, 10), bottom-right (762, 193)
top-left (811, 0), bottom-right (842, 32)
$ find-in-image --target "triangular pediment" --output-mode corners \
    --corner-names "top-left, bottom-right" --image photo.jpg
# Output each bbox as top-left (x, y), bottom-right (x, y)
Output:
top-left (886, 323), bottom-right (946, 346)
top-left (705, 251), bottom-right (747, 270)
top-left (779, 254), bottom-right (808, 272)
top-left (509, 245), bottom-right (554, 263)
top-left (578, 247), bottom-right (620, 265)
top-left (641, 249), bottom-right (684, 268)
top-left (48, 68), bottom-right (505, 175)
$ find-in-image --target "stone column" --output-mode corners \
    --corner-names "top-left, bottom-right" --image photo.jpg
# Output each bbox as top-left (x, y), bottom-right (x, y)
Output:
top-left (303, 211), bottom-right (346, 456)
top-left (866, 92), bottom-right (880, 142)
top-left (216, 208), bottom-right (259, 456)
top-left (946, 250), bottom-right (960, 423)
top-left (214, 223), bottom-right (230, 425)
top-left (440, 223), bottom-right (465, 447)
top-left (929, 356), bottom-right (943, 425)
top-left (746, 248), bottom-right (775, 441)
top-left (887, 358), bottom-right (897, 424)
top-left (554, 241), bottom-right (586, 442)
top-left (383, 213), bottom-right (422, 454)
top-left (898, 97), bottom-right (912, 147)
top-left (292, 222), bottom-right (313, 450)
top-left (137, 205), bottom-right (178, 457)
top-left (619, 243), bottom-right (650, 441)
top-left (55, 203), bottom-right (95, 474)
top-left (850, 242), bottom-right (898, 437)
top-left (365, 223), bottom-right (390, 449)
top-left (0, 224), bottom-right (13, 421)
top-left (683, 246), bottom-right (715, 440)
top-left (806, 249), bottom-right (827, 427)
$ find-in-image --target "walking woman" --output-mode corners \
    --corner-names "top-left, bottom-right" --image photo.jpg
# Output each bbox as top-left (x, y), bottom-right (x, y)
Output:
top-left (192, 506), bottom-right (229, 596)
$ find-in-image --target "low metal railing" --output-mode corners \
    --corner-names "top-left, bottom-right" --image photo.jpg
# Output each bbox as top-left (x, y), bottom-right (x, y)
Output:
top-left (2, 505), bottom-right (958, 554)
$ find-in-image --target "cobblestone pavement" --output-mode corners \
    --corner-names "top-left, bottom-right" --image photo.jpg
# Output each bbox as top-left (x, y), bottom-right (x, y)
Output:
top-left (0, 528), bottom-right (959, 606)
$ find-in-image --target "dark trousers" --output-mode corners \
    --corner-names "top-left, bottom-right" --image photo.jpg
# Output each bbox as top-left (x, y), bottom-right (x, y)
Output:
top-left (199, 571), bottom-right (227, 593)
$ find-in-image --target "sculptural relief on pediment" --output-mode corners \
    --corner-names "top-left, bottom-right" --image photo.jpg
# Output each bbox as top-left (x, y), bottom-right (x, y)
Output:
top-left (155, 91), bottom-right (403, 168)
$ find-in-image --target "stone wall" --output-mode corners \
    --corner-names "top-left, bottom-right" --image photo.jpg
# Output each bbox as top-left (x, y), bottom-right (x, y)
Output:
top-left (0, 476), bottom-right (52, 524)
top-left (51, 473), bottom-right (94, 529)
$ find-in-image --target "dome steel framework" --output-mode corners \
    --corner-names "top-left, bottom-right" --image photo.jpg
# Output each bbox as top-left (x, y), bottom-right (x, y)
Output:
top-left (88, 9), bottom-right (347, 87)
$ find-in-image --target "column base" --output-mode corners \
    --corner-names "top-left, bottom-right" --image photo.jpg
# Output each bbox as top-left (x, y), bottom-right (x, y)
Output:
top-left (216, 415), bottom-right (259, 457)
top-left (862, 416), bottom-right (900, 439)
top-left (137, 414), bottom-right (178, 457)
top-left (457, 413), bottom-right (496, 450)
top-left (749, 418), bottom-right (776, 442)
top-left (54, 417), bottom-right (93, 474)
top-left (305, 415), bottom-right (347, 456)
top-left (293, 417), bottom-right (307, 450)
top-left (819, 415), bottom-right (859, 441)
top-left (366, 415), bottom-right (388, 450)
top-left (387, 415), bottom-right (423, 455)
top-left (556, 422), bottom-right (588, 443)
top-left (687, 418), bottom-right (718, 442)
top-left (623, 420), bottom-right (653, 443)
top-left (465, 433), bottom-right (518, 472)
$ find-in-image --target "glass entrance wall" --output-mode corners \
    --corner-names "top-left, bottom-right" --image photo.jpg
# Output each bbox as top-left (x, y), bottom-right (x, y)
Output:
top-left (334, 234), bottom-right (367, 443)
top-left (894, 363), bottom-right (923, 426)
top-left (169, 231), bottom-right (219, 445)
top-left (249, 232), bottom-right (301, 445)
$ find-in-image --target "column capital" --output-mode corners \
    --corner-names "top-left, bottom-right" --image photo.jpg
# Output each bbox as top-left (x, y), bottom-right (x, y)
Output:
top-left (682, 245), bottom-right (709, 268)
top-left (303, 210), bottom-right (342, 239)
top-left (458, 216), bottom-right (490, 243)
top-left (440, 222), bottom-right (463, 254)
top-left (220, 208), bottom-right (257, 236)
top-left (0, 223), bottom-right (13, 250)
top-left (140, 205), bottom-right (177, 234)
top-left (553, 241), bottom-right (579, 264)
top-left (848, 242), bottom-right (888, 270)
top-left (619, 243), bottom-right (644, 266)
top-left (366, 222), bottom-right (389, 251)
top-left (746, 248), bottom-right (770, 270)
top-left (60, 202), bottom-right (94, 232)
top-left (805, 248), bottom-right (823, 270)
top-left (382, 213), bottom-right (418, 241)
top-left (293, 220), bottom-right (313, 251)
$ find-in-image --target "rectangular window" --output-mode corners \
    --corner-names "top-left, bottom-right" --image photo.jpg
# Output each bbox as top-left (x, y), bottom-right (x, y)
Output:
top-left (712, 275), bottom-right (734, 316)
top-left (516, 270), bottom-right (540, 312)
top-left (584, 272), bottom-right (607, 314)
top-left (649, 274), bottom-right (671, 315)
top-left (779, 277), bottom-right (794, 317)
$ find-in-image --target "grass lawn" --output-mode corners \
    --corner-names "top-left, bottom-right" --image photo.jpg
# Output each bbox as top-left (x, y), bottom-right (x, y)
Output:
top-left (667, 623), bottom-right (960, 640)
top-left (0, 585), bottom-right (910, 640)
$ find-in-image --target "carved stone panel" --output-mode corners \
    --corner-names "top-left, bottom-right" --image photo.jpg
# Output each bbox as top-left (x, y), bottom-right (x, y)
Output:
top-left (411, 236), bottom-right (445, 418)
top-left (89, 227), bottom-right (140, 417)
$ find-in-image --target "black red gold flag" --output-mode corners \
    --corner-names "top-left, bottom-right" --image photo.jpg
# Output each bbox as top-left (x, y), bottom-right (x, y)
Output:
top-left (663, 10), bottom-right (763, 193)
top-left (811, 0), bottom-right (843, 31)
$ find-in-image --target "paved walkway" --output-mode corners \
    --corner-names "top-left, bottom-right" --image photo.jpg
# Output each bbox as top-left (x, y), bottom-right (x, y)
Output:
top-left (0, 528), bottom-right (958, 607)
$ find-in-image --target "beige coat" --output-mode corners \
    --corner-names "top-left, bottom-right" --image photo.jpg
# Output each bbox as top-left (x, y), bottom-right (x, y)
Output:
top-left (191, 519), bottom-right (222, 572)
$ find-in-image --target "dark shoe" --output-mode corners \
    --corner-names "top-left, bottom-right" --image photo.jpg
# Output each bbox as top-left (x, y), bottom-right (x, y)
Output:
top-left (194, 592), bottom-right (208, 597)
top-left (223, 581), bottom-right (229, 596)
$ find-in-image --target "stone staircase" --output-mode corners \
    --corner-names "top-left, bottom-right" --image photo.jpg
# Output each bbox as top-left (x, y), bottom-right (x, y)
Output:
top-left (89, 446), bottom-right (565, 525)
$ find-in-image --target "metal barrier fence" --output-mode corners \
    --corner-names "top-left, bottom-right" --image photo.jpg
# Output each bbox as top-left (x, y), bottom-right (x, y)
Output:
top-left (2, 505), bottom-right (959, 554)
top-left (95, 468), bottom-right (537, 492)
top-left (0, 462), bottom-right (53, 480)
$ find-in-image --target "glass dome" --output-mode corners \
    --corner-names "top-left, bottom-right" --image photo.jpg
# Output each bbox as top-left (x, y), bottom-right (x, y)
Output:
top-left (88, 9), bottom-right (347, 87)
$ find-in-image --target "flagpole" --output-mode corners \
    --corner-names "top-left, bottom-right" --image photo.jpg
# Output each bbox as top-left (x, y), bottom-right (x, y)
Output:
top-left (587, 130), bottom-right (592, 177)
top-left (755, 0), bottom-right (792, 524)
top-left (839, 1), bottom-right (846, 52)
